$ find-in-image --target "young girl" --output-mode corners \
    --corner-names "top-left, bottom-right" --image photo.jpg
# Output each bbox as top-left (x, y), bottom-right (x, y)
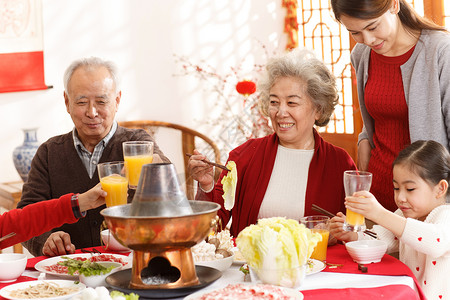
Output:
top-left (330, 0), bottom-right (450, 213)
top-left (330, 140), bottom-right (450, 299)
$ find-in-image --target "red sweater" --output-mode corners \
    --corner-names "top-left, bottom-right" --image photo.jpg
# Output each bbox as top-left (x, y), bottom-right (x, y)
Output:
top-left (197, 130), bottom-right (357, 237)
top-left (365, 48), bottom-right (413, 211)
top-left (0, 194), bottom-right (77, 249)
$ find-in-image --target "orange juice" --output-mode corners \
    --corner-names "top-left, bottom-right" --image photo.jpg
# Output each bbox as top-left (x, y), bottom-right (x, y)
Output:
top-left (346, 208), bottom-right (365, 226)
top-left (100, 174), bottom-right (128, 207)
top-left (124, 155), bottom-right (153, 187)
top-left (310, 229), bottom-right (329, 261)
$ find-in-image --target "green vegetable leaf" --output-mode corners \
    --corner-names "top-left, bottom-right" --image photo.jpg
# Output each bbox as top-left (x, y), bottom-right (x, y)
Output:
top-left (110, 290), bottom-right (139, 300)
top-left (57, 257), bottom-right (114, 276)
top-left (239, 264), bottom-right (249, 275)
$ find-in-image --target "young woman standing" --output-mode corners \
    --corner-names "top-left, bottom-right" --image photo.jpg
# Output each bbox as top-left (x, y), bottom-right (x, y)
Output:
top-left (331, 0), bottom-right (450, 211)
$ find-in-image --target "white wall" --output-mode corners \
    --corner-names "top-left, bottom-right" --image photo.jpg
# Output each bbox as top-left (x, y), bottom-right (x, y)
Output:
top-left (0, 0), bottom-right (285, 182)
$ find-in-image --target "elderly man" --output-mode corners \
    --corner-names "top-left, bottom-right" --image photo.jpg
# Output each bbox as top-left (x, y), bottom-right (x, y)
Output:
top-left (17, 57), bottom-right (169, 257)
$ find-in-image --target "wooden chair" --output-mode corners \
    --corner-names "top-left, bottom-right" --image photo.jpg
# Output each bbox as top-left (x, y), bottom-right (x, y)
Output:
top-left (118, 120), bottom-right (222, 200)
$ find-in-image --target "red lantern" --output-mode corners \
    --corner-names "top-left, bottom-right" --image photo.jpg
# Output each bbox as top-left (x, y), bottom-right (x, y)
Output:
top-left (236, 80), bottom-right (256, 96)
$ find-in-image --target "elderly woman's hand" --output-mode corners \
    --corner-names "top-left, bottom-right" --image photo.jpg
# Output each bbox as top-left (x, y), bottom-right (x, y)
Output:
top-left (187, 149), bottom-right (215, 191)
top-left (329, 212), bottom-right (357, 243)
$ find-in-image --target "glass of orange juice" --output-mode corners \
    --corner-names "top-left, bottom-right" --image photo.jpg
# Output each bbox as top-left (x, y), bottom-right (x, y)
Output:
top-left (343, 170), bottom-right (372, 232)
top-left (97, 161), bottom-right (128, 207)
top-left (123, 141), bottom-right (154, 189)
top-left (300, 216), bottom-right (330, 262)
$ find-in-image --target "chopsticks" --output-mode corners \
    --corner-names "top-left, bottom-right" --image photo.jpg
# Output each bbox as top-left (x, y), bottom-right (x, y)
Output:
top-left (311, 204), bottom-right (378, 239)
top-left (81, 248), bottom-right (102, 254)
top-left (0, 232), bottom-right (16, 243)
top-left (185, 153), bottom-right (230, 172)
top-left (311, 204), bottom-right (338, 219)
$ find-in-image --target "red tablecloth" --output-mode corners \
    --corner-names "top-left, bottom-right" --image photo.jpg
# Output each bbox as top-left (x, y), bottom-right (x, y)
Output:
top-left (2, 245), bottom-right (426, 300)
top-left (324, 243), bottom-right (413, 275)
top-left (316, 244), bottom-right (426, 299)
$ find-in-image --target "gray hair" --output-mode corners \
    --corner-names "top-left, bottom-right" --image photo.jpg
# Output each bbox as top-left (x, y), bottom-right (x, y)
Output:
top-left (63, 57), bottom-right (120, 93)
top-left (258, 48), bottom-right (338, 127)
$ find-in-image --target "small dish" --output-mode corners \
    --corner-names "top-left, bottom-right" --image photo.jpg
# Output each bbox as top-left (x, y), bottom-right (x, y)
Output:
top-left (101, 230), bottom-right (130, 252)
top-left (306, 259), bottom-right (326, 275)
top-left (78, 262), bottom-right (122, 288)
top-left (0, 253), bottom-right (27, 283)
top-left (195, 254), bottom-right (234, 272)
top-left (345, 240), bottom-right (388, 264)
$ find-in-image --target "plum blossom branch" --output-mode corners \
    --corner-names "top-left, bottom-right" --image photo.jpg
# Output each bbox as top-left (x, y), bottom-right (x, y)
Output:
top-left (173, 43), bottom-right (275, 162)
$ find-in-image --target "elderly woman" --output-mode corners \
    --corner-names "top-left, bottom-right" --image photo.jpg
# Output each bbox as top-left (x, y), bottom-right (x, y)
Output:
top-left (188, 48), bottom-right (356, 237)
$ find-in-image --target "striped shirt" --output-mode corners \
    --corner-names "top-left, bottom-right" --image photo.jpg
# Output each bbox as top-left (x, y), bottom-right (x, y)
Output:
top-left (73, 122), bottom-right (118, 178)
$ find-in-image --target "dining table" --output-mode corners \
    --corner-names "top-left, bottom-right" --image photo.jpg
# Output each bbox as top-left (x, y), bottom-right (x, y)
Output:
top-left (0, 243), bottom-right (426, 300)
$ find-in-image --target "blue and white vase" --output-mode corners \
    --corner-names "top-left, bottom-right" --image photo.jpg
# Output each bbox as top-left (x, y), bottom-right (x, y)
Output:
top-left (12, 128), bottom-right (40, 182)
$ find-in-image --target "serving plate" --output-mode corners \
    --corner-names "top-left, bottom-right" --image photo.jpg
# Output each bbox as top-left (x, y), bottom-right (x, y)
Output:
top-left (34, 253), bottom-right (131, 279)
top-left (185, 283), bottom-right (303, 300)
top-left (0, 280), bottom-right (85, 300)
top-left (306, 259), bottom-right (326, 275)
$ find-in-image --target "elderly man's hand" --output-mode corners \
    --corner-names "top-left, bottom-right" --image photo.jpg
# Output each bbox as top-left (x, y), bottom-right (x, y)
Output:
top-left (42, 231), bottom-right (76, 257)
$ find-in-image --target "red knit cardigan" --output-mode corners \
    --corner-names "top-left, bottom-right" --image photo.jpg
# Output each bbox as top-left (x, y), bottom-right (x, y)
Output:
top-left (0, 194), bottom-right (77, 249)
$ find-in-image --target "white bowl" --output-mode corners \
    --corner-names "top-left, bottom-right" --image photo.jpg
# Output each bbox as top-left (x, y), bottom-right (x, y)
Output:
top-left (195, 254), bottom-right (234, 272)
top-left (249, 264), bottom-right (306, 289)
top-left (0, 253), bottom-right (27, 282)
top-left (345, 240), bottom-right (388, 264)
top-left (79, 261), bottom-right (122, 288)
top-left (101, 229), bottom-right (130, 252)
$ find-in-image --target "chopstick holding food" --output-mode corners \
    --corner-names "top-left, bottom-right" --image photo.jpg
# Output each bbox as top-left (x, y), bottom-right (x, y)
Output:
top-left (186, 150), bottom-right (226, 193)
top-left (185, 153), bottom-right (230, 172)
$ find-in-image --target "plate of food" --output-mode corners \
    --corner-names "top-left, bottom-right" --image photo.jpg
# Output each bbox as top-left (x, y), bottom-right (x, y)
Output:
top-left (0, 280), bottom-right (85, 300)
top-left (306, 259), bottom-right (326, 275)
top-left (34, 253), bottom-right (131, 279)
top-left (192, 229), bottom-right (236, 272)
top-left (185, 283), bottom-right (303, 300)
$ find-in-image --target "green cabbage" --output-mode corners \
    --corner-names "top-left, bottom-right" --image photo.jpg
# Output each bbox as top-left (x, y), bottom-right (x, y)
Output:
top-left (57, 257), bottom-right (114, 276)
top-left (110, 291), bottom-right (139, 300)
top-left (221, 161), bottom-right (237, 210)
top-left (236, 217), bottom-right (321, 287)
